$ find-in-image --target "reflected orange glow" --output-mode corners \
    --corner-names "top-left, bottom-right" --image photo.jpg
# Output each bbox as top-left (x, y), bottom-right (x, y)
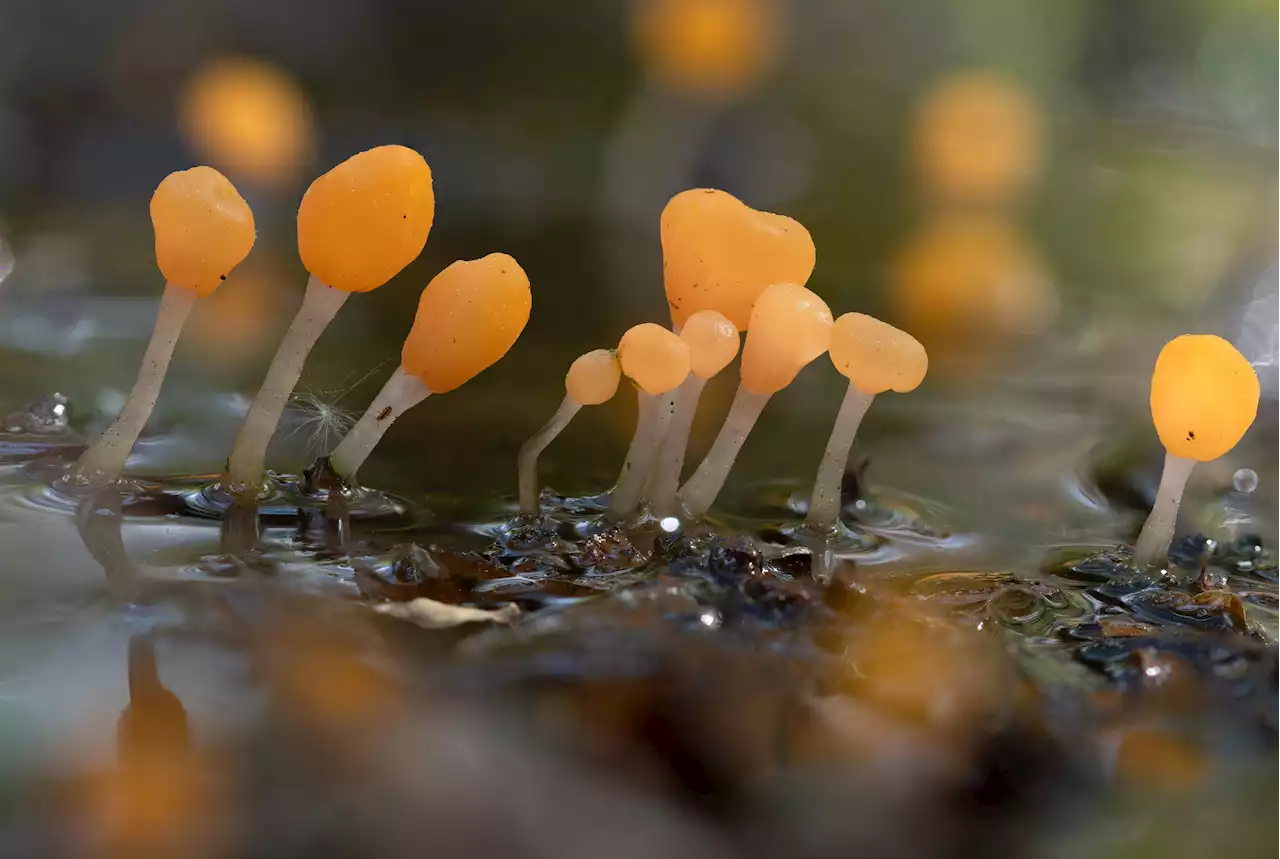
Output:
top-left (913, 71), bottom-right (1043, 204)
top-left (180, 57), bottom-right (316, 188)
top-left (1113, 726), bottom-right (1208, 792)
top-left (889, 212), bottom-right (1055, 373)
top-left (266, 624), bottom-right (401, 731)
top-left (80, 755), bottom-right (221, 858)
top-left (632, 0), bottom-right (778, 97)
top-left (847, 598), bottom-right (1003, 737)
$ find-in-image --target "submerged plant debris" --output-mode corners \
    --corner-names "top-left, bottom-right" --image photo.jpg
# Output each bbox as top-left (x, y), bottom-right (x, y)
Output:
top-left (0, 390), bottom-right (1274, 858)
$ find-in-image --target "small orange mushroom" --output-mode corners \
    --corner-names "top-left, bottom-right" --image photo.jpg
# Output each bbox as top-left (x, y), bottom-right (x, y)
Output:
top-left (328, 254), bottom-right (530, 482)
top-left (807, 313), bottom-right (928, 531)
top-left (518, 349), bottom-right (623, 516)
top-left (226, 145), bottom-right (434, 495)
top-left (71, 167), bottom-right (255, 485)
top-left (646, 309), bottom-right (740, 515)
top-left (1133, 334), bottom-right (1259, 567)
top-left (679, 283), bottom-right (832, 517)
top-left (609, 323), bottom-right (693, 518)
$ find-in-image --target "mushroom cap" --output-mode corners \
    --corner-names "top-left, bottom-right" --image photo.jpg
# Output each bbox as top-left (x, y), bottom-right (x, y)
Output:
top-left (829, 313), bottom-right (928, 394)
top-left (401, 254), bottom-right (531, 393)
top-left (565, 349), bottom-right (622, 405)
top-left (1150, 334), bottom-right (1259, 462)
top-left (661, 188), bottom-right (814, 330)
top-left (680, 309), bottom-right (740, 379)
top-left (617, 323), bottom-right (692, 395)
top-left (151, 166), bottom-right (255, 296)
top-left (739, 283), bottom-right (832, 395)
top-left (297, 145), bottom-right (434, 292)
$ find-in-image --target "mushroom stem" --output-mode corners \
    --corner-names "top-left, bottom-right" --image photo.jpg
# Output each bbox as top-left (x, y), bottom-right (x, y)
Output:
top-left (609, 390), bottom-right (674, 518)
top-left (806, 383), bottom-right (876, 532)
top-left (645, 374), bottom-right (708, 516)
top-left (70, 283), bottom-right (198, 485)
top-left (1133, 452), bottom-right (1198, 569)
top-left (225, 275), bottom-right (349, 496)
top-left (328, 366), bottom-right (431, 481)
top-left (678, 383), bottom-right (771, 518)
top-left (517, 394), bottom-right (583, 516)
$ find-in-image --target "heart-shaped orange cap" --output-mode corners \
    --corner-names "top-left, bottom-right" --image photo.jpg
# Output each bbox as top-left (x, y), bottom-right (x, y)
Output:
top-left (661, 188), bottom-right (814, 330)
top-left (829, 313), bottom-right (928, 394)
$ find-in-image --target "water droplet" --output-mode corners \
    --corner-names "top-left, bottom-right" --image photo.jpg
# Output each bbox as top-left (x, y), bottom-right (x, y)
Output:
top-left (96, 388), bottom-right (127, 417)
top-left (659, 516), bottom-right (680, 533)
top-left (1233, 468), bottom-right (1258, 494)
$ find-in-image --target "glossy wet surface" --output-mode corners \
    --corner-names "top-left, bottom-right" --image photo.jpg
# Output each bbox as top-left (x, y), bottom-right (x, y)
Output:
top-left (0, 366), bottom-right (1274, 857)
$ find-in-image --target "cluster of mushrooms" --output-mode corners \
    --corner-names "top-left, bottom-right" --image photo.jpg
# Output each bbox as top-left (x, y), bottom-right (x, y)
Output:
top-left (65, 145), bottom-right (1260, 571)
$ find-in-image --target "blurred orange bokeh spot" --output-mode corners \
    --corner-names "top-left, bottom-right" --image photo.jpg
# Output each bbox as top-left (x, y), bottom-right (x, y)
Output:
top-left (912, 71), bottom-right (1044, 205)
top-left (180, 57), bottom-right (316, 188)
top-left (889, 212), bottom-right (1056, 374)
top-left (185, 256), bottom-right (293, 374)
top-left (632, 0), bottom-right (779, 97)
top-left (1113, 726), bottom-right (1209, 792)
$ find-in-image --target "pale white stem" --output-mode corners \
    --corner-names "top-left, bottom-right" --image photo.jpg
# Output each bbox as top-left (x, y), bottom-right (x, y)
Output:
top-left (608, 390), bottom-right (674, 518)
top-left (678, 383), bottom-right (771, 518)
top-left (645, 374), bottom-right (708, 516)
top-left (70, 283), bottom-right (198, 485)
top-left (1133, 452), bottom-right (1198, 569)
top-left (517, 394), bottom-right (583, 516)
top-left (225, 275), bottom-right (349, 494)
top-left (329, 366), bottom-right (431, 480)
top-left (806, 384), bottom-right (876, 532)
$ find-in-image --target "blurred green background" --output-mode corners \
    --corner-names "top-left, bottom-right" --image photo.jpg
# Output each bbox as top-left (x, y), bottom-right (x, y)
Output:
top-left (0, 0), bottom-right (1274, 498)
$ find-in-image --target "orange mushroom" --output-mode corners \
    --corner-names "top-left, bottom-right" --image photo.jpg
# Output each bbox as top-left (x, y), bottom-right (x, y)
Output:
top-left (678, 283), bottom-right (832, 517)
top-left (70, 167), bottom-right (254, 485)
top-left (1133, 334), bottom-right (1259, 567)
top-left (646, 309), bottom-right (740, 515)
top-left (609, 323), bottom-right (692, 518)
top-left (327, 254), bottom-right (530, 481)
top-left (806, 313), bottom-right (928, 531)
top-left (225, 145), bottom-right (433, 495)
top-left (517, 349), bottom-right (622, 516)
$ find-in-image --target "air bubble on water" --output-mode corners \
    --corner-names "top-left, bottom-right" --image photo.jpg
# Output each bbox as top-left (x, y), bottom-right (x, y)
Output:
top-left (96, 388), bottom-right (127, 417)
top-left (1233, 468), bottom-right (1258, 494)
